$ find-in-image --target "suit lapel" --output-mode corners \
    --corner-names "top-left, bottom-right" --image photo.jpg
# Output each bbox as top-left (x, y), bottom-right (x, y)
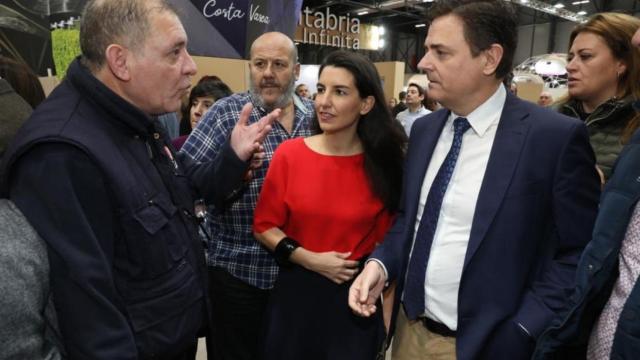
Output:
top-left (464, 94), bottom-right (530, 269)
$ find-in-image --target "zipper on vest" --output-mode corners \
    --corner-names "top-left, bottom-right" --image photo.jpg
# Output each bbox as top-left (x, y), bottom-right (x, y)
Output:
top-left (145, 142), bottom-right (153, 159)
top-left (162, 145), bottom-right (179, 174)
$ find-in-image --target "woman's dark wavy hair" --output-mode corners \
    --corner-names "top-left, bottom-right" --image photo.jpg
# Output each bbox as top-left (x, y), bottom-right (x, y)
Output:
top-left (313, 50), bottom-right (407, 212)
top-left (179, 75), bottom-right (233, 135)
top-left (0, 56), bottom-right (45, 109)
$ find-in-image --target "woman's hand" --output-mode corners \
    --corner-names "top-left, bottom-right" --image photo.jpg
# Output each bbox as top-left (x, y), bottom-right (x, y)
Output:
top-left (292, 248), bottom-right (360, 284)
top-left (254, 228), bottom-right (360, 284)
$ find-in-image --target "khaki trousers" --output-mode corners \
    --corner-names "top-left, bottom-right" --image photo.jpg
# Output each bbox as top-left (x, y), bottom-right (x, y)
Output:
top-left (391, 308), bottom-right (456, 360)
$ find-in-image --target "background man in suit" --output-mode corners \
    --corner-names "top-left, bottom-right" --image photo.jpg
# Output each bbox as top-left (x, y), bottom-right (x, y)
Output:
top-left (349, 1), bottom-right (601, 359)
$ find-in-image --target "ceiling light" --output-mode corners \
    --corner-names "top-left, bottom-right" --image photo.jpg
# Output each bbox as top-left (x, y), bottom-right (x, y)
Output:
top-left (572, 0), bottom-right (589, 4)
top-left (577, 10), bottom-right (587, 15)
top-left (415, 24), bottom-right (426, 28)
top-left (357, 11), bottom-right (369, 15)
top-left (515, 0), bottom-right (586, 22)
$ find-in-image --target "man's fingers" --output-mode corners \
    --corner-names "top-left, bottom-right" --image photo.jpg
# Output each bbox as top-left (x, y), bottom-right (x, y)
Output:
top-left (260, 124), bottom-right (273, 135)
top-left (250, 159), bottom-right (264, 170)
top-left (253, 148), bottom-right (265, 158)
top-left (363, 304), bottom-right (377, 316)
top-left (237, 103), bottom-right (253, 127)
top-left (254, 109), bottom-right (279, 136)
top-left (357, 276), bottom-right (371, 304)
top-left (262, 108), bottom-right (281, 127)
top-left (349, 277), bottom-right (377, 317)
top-left (255, 124), bottom-right (273, 143)
top-left (348, 287), bottom-right (359, 309)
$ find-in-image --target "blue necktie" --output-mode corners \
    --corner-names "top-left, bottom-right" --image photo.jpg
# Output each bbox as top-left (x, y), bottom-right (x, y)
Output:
top-left (404, 117), bottom-right (471, 320)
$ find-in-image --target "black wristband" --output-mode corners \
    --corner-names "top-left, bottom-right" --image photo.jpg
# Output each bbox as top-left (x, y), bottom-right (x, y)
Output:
top-left (274, 237), bottom-right (300, 267)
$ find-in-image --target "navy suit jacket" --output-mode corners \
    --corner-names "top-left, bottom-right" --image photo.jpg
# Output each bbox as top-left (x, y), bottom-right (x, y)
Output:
top-left (372, 92), bottom-right (601, 359)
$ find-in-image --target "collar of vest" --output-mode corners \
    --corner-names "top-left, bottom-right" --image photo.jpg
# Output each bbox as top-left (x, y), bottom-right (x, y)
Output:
top-left (560, 96), bottom-right (634, 126)
top-left (67, 57), bottom-right (157, 139)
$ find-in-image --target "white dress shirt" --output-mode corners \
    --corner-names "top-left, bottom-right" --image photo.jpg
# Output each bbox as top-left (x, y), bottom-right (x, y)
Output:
top-left (412, 85), bottom-right (506, 330)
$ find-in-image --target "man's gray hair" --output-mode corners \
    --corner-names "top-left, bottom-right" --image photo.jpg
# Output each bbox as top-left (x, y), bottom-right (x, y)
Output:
top-left (79, 0), bottom-right (177, 72)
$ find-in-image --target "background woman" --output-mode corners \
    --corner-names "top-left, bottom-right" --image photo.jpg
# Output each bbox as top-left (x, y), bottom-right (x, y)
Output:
top-left (253, 50), bottom-right (406, 360)
top-left (557, 13), bottom-right (640, 180)
top-left (172, 75), bottom-right (232, 149)
top-left (0, 56), bottom-right (45, 109)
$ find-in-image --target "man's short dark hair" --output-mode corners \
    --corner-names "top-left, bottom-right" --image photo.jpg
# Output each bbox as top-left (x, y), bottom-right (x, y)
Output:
top-left (398, 91), bottom-right (407, 101)
top-left (80, 0), bottom-right (178, 72)
top-left (407, 82), bottom-right (425, 97)
top-left (428, 0), bottom-right (517, 79)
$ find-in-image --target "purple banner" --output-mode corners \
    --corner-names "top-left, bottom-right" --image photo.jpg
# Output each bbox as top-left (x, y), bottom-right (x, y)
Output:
top-left (171, 0), bottom-right (302, 59)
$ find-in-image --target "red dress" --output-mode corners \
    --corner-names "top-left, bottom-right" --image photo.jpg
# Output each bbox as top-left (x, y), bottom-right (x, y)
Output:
top-left (254, 137), bottom-right (393, 360)
top-left (254, 137), bottom-right (393, 259)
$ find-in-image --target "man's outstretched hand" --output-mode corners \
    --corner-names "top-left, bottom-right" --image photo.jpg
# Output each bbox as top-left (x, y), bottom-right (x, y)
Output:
top-left (230, 103), bottom-right (280, 161)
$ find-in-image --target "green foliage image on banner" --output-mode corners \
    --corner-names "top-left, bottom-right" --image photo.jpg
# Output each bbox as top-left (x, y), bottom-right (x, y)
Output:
top-left (51, 28), bottom-right (81, 79)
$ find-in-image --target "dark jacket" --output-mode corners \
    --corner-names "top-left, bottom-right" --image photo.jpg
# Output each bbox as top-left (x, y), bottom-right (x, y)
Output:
top-left (0, 199), bottom-right (63, 360)
top-left (534, 128), bottom-right (640, 359)
top-left (392, 101), bottom-right (407, 118)
top-left (0, 59), bottom-right (248, 359)
top-left (0, 78), bottom-right (32, 157)
top-left (558, 97), bottom-right (636, 180)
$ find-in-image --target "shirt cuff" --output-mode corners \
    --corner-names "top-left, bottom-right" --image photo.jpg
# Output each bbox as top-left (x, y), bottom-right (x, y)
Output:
top-left (366, 258), bottom-right (389, 285)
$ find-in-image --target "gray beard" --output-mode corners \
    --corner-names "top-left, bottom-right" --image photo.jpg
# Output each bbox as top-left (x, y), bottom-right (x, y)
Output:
top-left (249, 75), bottom-right (296, 111)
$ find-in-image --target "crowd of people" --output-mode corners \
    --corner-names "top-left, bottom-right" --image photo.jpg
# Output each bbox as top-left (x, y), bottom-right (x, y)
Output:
top-left (3, 0), bottom-right (640, 359)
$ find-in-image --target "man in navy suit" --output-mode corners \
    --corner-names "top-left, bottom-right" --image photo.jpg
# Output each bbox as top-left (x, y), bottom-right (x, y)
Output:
top-left (348, 1), bottom-right (601, 359)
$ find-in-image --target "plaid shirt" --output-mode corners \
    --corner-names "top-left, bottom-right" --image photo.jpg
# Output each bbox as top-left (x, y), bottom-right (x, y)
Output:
top-left (181, 93), bottom-right (314, 289)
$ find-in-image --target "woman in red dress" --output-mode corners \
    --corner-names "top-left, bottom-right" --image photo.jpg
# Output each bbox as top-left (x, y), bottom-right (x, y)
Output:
top-left (253, 50), bottom-right (406, 360)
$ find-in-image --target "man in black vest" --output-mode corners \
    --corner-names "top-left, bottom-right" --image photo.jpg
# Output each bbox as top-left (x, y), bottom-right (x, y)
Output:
top-left (0, 0), bottom-right (277, 359)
